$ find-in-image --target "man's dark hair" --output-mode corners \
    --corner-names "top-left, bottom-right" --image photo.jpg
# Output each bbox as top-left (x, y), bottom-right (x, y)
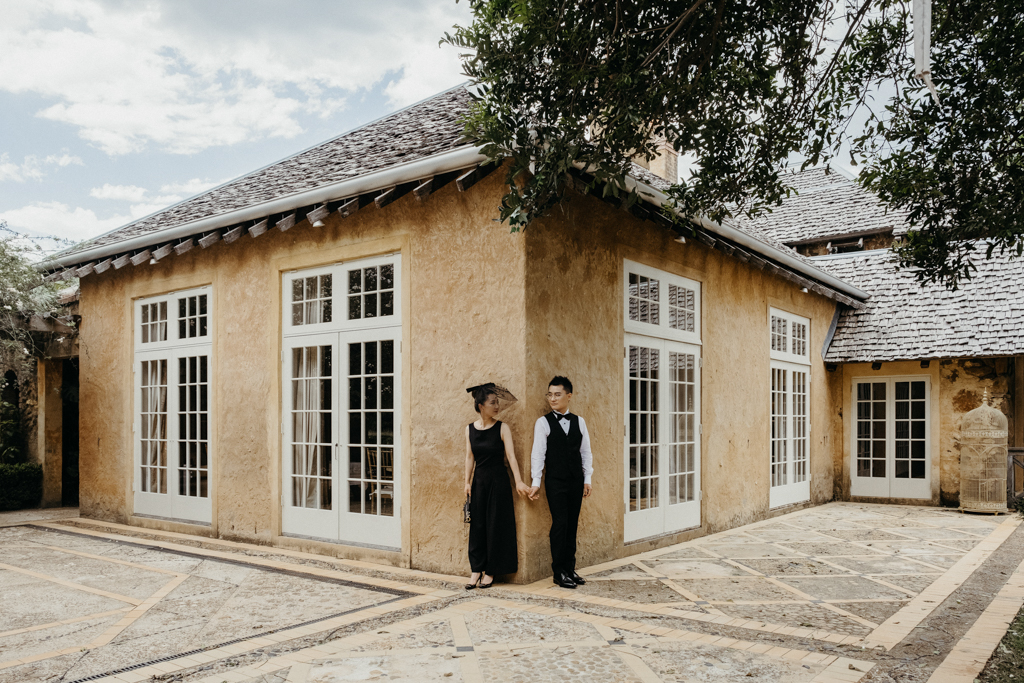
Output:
top-left (472, 385), bottom-right (497, 413)
top-left (549, 376), bottom-right (573, 394)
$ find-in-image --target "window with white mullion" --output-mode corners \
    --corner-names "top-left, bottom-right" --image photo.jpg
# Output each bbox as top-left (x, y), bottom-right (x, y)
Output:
top-left (624, 260), bottom-right (700, 344)
top-left (139, 359), bottom-right (168, 494)
top-left (770, 367), bottom-right (787, 487)
top-left (627, 345), bottom-right (660, 512)
top-left (792, 369), bottom-right (808, 483)
top-left (768, 307), bottom-right (810, 508)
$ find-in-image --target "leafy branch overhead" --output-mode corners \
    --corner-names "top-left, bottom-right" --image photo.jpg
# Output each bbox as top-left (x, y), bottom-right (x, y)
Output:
top-left (446, 0), bottom-right (1024, 290)
top-left (0, 221), bottom-right (74, 371)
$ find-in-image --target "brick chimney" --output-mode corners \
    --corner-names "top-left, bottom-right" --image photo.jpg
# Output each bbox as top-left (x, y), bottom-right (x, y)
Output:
top-left (633, 137), bottom-right (678, 183)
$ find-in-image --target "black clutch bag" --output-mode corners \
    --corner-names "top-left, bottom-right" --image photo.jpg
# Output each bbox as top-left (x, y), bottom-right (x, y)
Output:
top-left (463, 495), bottom-right (471, 523)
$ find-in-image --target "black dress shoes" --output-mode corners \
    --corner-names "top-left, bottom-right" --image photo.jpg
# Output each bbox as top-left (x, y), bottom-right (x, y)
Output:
top-left (553, 572), bottom-right (577, 589)
top-left (570, 572), bottom-right (587, 585)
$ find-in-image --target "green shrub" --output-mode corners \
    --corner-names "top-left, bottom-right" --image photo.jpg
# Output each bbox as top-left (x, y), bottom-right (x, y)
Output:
top-left (0, 398), bottom-right (25, 465)
top-left (0, 462), bottom-right (42, 510)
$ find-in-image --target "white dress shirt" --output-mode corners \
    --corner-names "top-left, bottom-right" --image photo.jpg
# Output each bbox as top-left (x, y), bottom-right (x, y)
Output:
top-left (530, 412), bottom-right (594, 487)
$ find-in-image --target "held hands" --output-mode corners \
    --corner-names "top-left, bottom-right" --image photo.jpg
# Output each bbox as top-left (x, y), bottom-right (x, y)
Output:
top-left (515, 482), bottom-right (531, 498)
top-left (528, 485), bottom-right (540, 501)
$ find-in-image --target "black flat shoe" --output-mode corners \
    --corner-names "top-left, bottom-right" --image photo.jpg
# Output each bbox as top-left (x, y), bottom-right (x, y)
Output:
top-left (553, 573), bottom-right (577, 589)
top-left (570, 572), bottom-right (587, 585)
top-left (465, 575), bottom-right (480, 590)
top-left (479, 576), bottom-right (495, 588)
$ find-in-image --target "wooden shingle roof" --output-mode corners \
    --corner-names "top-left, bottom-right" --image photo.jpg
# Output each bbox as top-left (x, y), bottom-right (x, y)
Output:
top-left (817, 249), bottom-right (1024, 362)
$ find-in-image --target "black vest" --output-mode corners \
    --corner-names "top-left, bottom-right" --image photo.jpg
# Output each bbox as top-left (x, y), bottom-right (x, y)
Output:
top-left (544, 412), bottom-right (584, 482)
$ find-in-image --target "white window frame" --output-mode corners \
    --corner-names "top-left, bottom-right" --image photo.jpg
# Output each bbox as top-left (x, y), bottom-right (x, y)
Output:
top-left (284, 254), bottom-right (402, 336)
top-left (624, 259), bottom-right (701, 345)
top-left (769, 308), bottom-right (811, 509)
top-left (851, 376), bottom-right (932, 500)
top-left (133, 285), bottom-right (213, 525)
top-left (623, 261), bottom-right (702, 543)
top-left (281, 254), bottom-right (403, 550)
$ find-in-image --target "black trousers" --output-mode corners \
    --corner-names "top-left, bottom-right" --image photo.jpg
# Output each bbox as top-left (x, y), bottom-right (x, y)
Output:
top-left (467, 466), bottom-right (518, 576)
top-left (545, 476), bottom-right (584, 576)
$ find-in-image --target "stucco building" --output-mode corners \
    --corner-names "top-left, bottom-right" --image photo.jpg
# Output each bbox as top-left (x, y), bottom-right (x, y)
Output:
top-left (43, 85), bottom-right (1018, 582)
top-left (740, 167), bottom-right (1024, 507)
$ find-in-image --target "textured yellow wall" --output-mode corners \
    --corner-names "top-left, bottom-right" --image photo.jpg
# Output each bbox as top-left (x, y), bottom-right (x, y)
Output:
top-left (517, 191), bottom-right (841, 576)
top-left (837, 357), bottom-right (1014, 507)
top-left (79, 173), bottom-right (841, 581)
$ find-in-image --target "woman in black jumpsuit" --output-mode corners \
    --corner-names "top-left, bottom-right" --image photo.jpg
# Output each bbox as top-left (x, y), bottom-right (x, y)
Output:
top-left (465, 386), bottom-right (530, 588)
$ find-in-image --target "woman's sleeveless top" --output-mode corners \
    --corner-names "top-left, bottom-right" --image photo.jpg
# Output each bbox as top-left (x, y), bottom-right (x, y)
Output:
top-left (469, 421), bottom-right (504, 469)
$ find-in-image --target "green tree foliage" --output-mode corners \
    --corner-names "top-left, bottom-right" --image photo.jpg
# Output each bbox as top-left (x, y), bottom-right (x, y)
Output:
top-left (0, 221), bottom-right (69, 371)
top-left (446, 0), bottom-right (1022, 289)
top-left (826, 0), bottom-right (1024, 289)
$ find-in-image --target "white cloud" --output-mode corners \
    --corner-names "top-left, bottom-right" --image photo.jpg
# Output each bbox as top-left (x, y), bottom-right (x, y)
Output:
top-left (90, 183), bottom-right (148, 202)
top-left (2, 201), bottom-right (129, 243)
top-left (0, 0), bottom-right (472, 156)
top-left (159, 178), bottom-right (224, 196)
top-left (0, 152), bottom-right (84, 182)
top-left (88, 177), bottom-right (229, 221)
top-left (45, 153), bottom-right (84, 168)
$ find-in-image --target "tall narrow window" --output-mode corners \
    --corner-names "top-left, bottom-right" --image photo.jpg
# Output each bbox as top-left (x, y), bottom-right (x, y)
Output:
top-left (668, 351), bottom-right (697, 504)
top-left (769, 308), bottom-right (810, 508)
top-left (134, 286), bottom-right (213, 524)
top-left (140, 359), bottom-right (168, 493)
top-left (348, 339), bottom-right (395, 517)
top-left (178, 355), bottom-right (209, 498)
top-left (623, 260), bottom-right (701, 542)
top-left (291, 346), bottom-right (332, 509)
top-left (628, 345), bottom-right (660, 511)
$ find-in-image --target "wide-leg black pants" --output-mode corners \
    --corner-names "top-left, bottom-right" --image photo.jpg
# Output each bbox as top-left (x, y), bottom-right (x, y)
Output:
top-left (468, 465), bottom-right (518, 576)
top-left (545, 476), bottom-right (584, 576)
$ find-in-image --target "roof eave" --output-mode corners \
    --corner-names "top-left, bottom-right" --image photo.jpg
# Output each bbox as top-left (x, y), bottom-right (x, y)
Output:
top-left (42, 144), bottom-right (489, 272)
top-left (619, 174), bottom-right (871, 302)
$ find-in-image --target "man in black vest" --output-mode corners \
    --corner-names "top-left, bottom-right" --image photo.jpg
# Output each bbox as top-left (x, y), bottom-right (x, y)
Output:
top-left (528, 376), bottom-right (593, 588)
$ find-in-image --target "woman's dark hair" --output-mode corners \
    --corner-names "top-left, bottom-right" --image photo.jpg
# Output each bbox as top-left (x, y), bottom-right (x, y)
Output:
top-left (549, 375), bottom-right (573, 394)
top-left (472, 385), bottom-right (498, 413)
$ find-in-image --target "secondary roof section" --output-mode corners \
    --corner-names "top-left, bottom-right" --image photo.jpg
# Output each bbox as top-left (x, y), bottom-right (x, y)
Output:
top-left (817, 249), bottom-right (1024, 362)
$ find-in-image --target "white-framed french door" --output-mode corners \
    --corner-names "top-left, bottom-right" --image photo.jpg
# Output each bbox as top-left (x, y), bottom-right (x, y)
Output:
top-left (282, 328), bottom-right (402, 548)
top-left (281, 255), bottom-right (402, 550)
top-left (851, 376), bottom-right (931, 499)
top-left (133, 287), bottom-right (212, 525)
top-left (769, 361), bottom-right (810, 508)
top-left (623, 333), bottom-right (701, 542)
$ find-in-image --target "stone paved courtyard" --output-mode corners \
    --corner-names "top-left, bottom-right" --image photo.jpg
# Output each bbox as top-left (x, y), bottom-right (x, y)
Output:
top-left (1, 503), bottom-right (1023, 682)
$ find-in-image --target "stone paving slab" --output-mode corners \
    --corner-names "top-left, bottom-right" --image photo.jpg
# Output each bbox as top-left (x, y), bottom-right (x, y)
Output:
top-left (1, 503), bottom-right (1023, 682)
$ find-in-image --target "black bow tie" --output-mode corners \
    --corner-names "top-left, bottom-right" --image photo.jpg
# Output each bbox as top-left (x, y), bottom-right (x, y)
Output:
top-left (556, 413), bottom-right (570, 420)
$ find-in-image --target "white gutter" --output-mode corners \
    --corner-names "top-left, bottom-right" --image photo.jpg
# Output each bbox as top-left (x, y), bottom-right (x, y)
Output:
top-left (47, 145), bottom-right (489, 270)
top-left (621, 173), bottom-right (870, 301)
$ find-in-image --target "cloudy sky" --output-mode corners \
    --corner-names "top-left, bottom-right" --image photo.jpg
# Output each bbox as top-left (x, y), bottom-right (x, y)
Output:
top-left (0, 0), bottom-right (473, 252)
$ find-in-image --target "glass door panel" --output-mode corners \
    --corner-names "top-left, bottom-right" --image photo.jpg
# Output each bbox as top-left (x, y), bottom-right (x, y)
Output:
top-left (340, 328), bottom-right (401, 548)
top-left (769, 364), bottom-right (810, 508)
top-left (282, 333), bottom-right (339, 541)
top-left (625, 334), bottom-right (700, 542)
top-left (665, 350), bottom-right (700, 531)
top-left (134, 350), bottom-right (212, 523)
